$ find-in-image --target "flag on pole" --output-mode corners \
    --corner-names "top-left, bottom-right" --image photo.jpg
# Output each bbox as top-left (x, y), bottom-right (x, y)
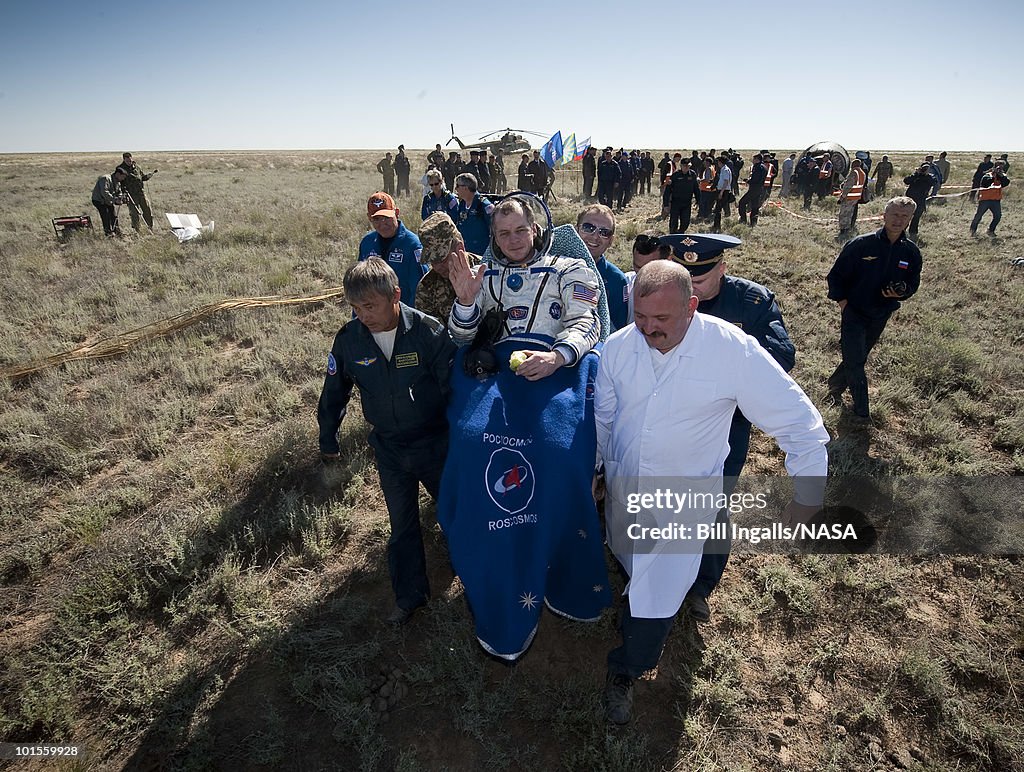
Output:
top-left (561, 134), bottom-right (576, 166)
top-left (540, 131), bottom-right (563, 169)
top-left (574, 137), bottom-right (591, 161)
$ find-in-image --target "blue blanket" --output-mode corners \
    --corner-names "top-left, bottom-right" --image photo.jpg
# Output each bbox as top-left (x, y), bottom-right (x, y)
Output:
top-left (438, 340), bottom-right (612, 659)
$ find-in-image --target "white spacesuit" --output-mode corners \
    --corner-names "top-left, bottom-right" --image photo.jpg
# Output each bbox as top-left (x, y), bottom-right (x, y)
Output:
top-left (450, 195), bottom-right (602, 366)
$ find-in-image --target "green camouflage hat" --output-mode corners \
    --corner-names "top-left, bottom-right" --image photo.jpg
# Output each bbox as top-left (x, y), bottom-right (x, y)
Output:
top-left (419, 212), bottom-right (459, 264)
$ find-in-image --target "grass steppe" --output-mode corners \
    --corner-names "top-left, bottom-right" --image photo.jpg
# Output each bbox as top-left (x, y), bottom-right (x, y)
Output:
top-left (0, 149), bottom-right (1022, 771)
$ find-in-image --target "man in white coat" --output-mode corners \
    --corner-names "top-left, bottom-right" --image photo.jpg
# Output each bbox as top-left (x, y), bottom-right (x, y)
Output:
top-left (595, 253), bottom-right (829, 725)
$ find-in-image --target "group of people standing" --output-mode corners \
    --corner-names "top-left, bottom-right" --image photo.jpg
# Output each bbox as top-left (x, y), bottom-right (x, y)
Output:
top-left (376, 144), bottom-right (511, 199)
top-left (582, 147), bottom-right (656, 210)
top-left (317, 165), bottom-right (929, 725)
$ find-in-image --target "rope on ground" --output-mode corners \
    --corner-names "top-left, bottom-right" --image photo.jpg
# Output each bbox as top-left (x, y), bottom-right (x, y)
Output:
top-left (927, 188), bottom-right (979, 200)
top-left (764, 200), bottom-right (885, 223)
top-left (1, 286), bottom-right (347, 380)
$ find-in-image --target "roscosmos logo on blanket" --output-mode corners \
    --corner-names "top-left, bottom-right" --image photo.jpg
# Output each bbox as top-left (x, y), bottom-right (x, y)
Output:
top-left (485, 448), bottom-right (536, 515)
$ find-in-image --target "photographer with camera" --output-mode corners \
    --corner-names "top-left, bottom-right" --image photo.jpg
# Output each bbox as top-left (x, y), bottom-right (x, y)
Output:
top-left (116, 152), bottom-right (157, 231)
top-left (91, 167), bottom-right (129, 236)
top-left (826, 196), bottom-right (922, 426)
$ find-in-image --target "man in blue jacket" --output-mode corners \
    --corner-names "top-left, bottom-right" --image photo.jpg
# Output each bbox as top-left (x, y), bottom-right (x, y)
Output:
top-left (576, 204), bottom-right (629, 331)
top-left (359, 192), bottom-right (426, 306)
top-left (421, 169), bottom-right (459, 221)
top-left (826, 196), bottom-right (922, 424)
top-left (453, 173), bottom-right (494, 255)
top-left (597, 148), bottom-right (621, 209)
top-left (617, 151), bottom-right (634, 210)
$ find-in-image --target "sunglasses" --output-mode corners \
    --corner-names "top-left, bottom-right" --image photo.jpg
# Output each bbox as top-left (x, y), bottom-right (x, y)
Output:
top-left (633, 234), bottom-right (662, 255)
top-left (429, 182), bottom-right (441, 187)
top-left (580, 222), bottom-right (614, 238)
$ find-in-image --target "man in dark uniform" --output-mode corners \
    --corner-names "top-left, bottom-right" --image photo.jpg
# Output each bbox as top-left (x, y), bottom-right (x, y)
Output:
top-left (663, 158), bottom-right (700, 234)
top-left (318, 257), bottom-right (456, 624)
top-left (527, 150), bottom-right (547, 195)
top-left (116, 152), bottom-right (157, 230)
top-left (658, 153), bottom-right (672, 188)
top-left (817, 154), bottom-right (834, 200)
top-left (970, 154), bottom-right (994, 202)
top-left (797, 155), bottom-right (818, 210)
top-left (443, 152), bottom-right (460, 191)
top-left (394, 145), bottom-right (412, 197)
top-left (597, 148), bottom-right (620, 208)
top-left (616, 151), bottom-right (634, 210)
top-left (582, 146), bottom-right (597, 202)
top-left (826, 196), bottom-right (922, 424)
top-left (659, 233), bottom-right (796, 623)
top-left (874, 155), bottom-right (894, 196)
top-left (640, 152), bottom-right (655, 195)
top-left (517, 153), bottom-right (531, 191)
top-left (729, 150), bottom-right (744, 197)
top-left (476, 150), bottom-right (492, 193)
top-left (427, 144), bottom-right (445, 169)
top-left (464, 151), bottom-right (486, 193)
top-left (738, 153), bottom-right (768, 227)
top-left (377, 153), bottom-right (396, 196)
top-left (903, 164), bottom-right (934, 241)
top-left (761, 152), bottom-right (778, 205)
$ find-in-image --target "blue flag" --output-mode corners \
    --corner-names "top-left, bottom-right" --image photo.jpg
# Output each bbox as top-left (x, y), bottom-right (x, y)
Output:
top-left (540, 131), bottom-right (563, 169)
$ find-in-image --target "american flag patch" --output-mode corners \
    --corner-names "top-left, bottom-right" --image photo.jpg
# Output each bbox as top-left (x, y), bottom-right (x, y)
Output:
top-left (898, 260), bottom-right (909, 269)
top-left (572, 283), bottom-right (598, 304)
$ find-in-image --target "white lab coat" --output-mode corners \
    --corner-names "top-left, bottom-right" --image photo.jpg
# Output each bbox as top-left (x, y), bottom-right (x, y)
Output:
top-left (595, 313), bottom-right (829, 618)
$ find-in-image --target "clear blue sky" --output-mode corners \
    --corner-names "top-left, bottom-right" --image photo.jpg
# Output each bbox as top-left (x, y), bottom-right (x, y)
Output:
top-left (1, 0), bottom-right (1020, 153)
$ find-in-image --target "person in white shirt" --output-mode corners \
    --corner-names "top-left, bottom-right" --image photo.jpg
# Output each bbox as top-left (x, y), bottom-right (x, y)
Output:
top-left (781, 152), bottom-right (797, 197)
top-left (712, 155), bottom-right (734, 232)
top-left (595, 256), bottom-right (829, 725)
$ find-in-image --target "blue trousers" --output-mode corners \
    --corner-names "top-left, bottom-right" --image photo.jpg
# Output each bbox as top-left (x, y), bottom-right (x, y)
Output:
top-left (689, 415), bottom-right (750, 599)
top-left (370, 432), bottom-right (447, 611)
top-left (607, 603), bottom-right (676, 679)
top-left (827, 306), bottom-right (891, 418)
top-left (971, 200), bottom-right (1002, 233)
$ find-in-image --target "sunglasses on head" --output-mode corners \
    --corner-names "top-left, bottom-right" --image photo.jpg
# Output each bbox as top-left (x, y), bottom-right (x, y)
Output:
top-left (580, 222), bottom-right (614, 238)
top-left (633, 234), bottom-right (661, 255)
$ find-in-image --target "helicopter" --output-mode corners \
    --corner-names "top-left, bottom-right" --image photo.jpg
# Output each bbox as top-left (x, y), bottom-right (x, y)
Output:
top-left (445, 125), bottom-right (549, 156)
